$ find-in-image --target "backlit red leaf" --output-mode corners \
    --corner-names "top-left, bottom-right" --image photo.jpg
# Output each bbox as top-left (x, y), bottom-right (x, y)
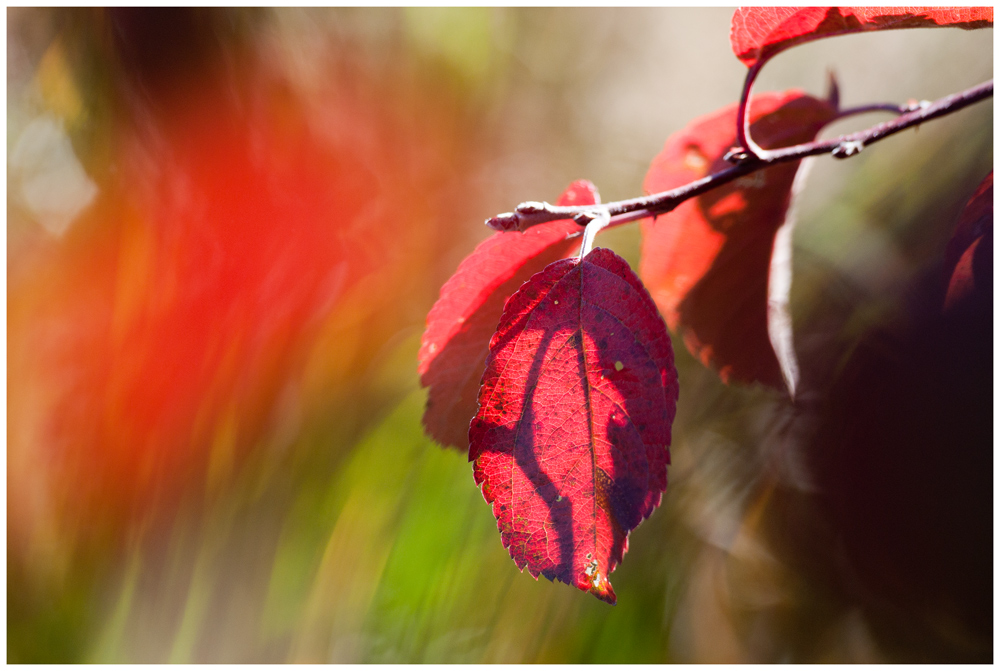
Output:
top-left (419, 181), bottom-right (598, 449)
top-left (640, 91), bottom-right (836, 389)
top-left (944, 172), bottom-right (992, 313)
top-left (731, 6), bottom-right (993, 68)
top-left (469, 247), bottom-right (678, 604)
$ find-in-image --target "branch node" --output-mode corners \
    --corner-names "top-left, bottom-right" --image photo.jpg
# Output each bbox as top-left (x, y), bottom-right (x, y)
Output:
top-left (832, 140), bottom-right (864, 159)
top-left (904, 99), bottom-right (932, 113)
top-left (724, 147), bottom-right (753, 165)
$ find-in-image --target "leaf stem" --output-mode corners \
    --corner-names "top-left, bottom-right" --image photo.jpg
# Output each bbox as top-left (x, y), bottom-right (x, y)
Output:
top-left (733, 60), bottom-right (768, 161)
top-left (486, 79), bottom-right (992, 233)
top-left (578, 209), bottom-right (611, 259)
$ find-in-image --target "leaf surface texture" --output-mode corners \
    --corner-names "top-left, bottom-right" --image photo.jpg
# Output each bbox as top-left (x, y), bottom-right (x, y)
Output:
top-left (470, 248), bottom-right (678, 604)
top-left (731, 6), bottom-right (993, 68)
top-left (640, 90), bottom-right (835, 389)
top-left (419, 181), bottom-right (599, 449)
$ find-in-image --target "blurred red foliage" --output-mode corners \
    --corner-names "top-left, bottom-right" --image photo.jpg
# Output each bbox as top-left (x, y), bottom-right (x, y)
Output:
top-left (9, 10), bottom-right (477, 545)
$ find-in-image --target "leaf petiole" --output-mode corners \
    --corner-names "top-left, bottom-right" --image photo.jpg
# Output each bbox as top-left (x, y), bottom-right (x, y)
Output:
top-left (578, 209), bottom-right (611, 259)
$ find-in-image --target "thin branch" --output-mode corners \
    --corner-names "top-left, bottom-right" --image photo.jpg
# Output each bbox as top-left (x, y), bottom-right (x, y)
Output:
top-left (729, 58), bottom-right (916, 161)
top-left (486, 79), bottom-right (992, 233)
top-left (834, 99), bottom-right (931, 121)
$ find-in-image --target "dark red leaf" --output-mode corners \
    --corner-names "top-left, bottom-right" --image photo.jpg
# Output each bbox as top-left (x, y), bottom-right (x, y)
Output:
top-left (640, 91), bottom-right (836, 389)
top-left (419, 181), bottom-right (599, 449)
top-left (731, 7), bottom-right (993, 68)
top-left (469, 247), bottom-right (678, 604)
top-left (944, 172), bottom-right (992, 313)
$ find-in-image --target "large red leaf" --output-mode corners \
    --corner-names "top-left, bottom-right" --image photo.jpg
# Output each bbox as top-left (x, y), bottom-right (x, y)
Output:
top-left (640, 91), bottom-right (836, 390)
top-left (469, 247), bottom-right (678, 604)
top-left (419, 181), bottom-right (598, 449)
top-left (944, 172), bottom-right (992, 313)
top-left (731, 7), bottom-right (993, 68)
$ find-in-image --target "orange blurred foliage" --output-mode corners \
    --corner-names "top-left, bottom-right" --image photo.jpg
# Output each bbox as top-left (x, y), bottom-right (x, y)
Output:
top-left (9, 9), bottom-right (476, 558)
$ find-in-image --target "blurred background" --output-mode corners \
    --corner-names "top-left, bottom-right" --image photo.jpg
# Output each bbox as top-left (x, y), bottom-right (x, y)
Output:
top-left (7, 8), bottom-right (992, 663)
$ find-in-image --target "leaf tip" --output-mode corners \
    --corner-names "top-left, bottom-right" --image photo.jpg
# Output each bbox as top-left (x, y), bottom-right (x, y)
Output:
top-left (589, 576), bottom-right (617, 605)
top-left (579, 555), bottom-right (618, 605)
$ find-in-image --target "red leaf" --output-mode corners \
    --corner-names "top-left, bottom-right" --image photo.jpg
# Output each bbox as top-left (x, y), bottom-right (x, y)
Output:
top-left (640, 91), bottom-right (836, 389)
top-left (419, 181), bottom-right (599, 449)
top-left (944, 172), bottom-right (992, 313)
top-left (731, 6), bottom-right (993, 68)
top-left (469, 247), bottom-right (678, 605)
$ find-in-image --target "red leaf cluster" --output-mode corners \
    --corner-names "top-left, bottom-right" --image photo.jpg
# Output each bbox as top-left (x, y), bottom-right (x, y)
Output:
top-left (420, 6), bottom-right (992, 607)
top-left (731, 6), bottom-right (993, 68)
top-left (419, 181), bottom-right (598, 449)
top-left (469, 248), bottom-right (678, 604)
top-left (641, 91), bottom-right (835, 388)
